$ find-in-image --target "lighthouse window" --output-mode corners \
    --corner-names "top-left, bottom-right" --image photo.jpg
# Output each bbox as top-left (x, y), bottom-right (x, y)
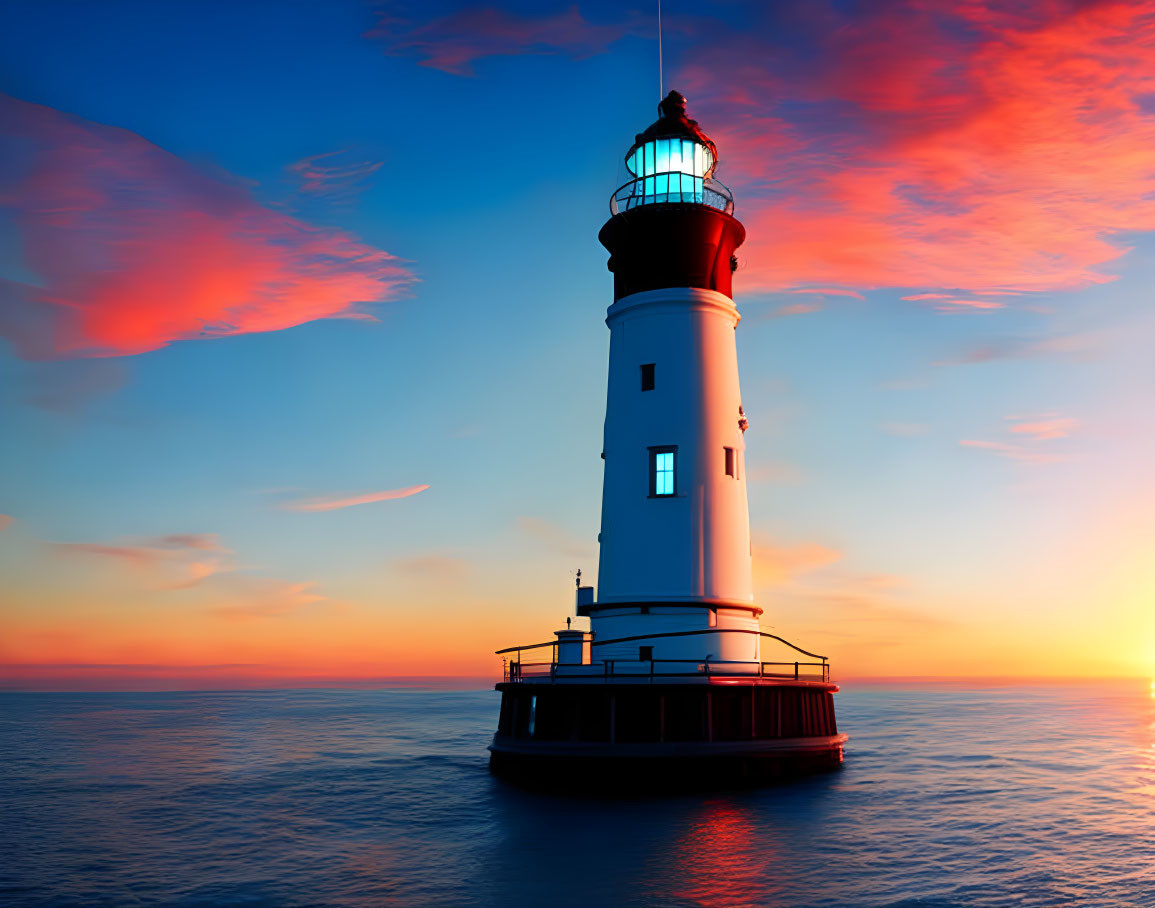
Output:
top-left (641, 363), bottom-right (655, 391)
top-left (650, 447), bottom-right (676, 497)
top-left (724, 447), bottom-right (735, 477)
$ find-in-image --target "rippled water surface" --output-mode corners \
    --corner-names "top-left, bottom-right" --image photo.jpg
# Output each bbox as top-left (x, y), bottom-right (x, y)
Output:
top-left (2, 682), bottom-right (1153, 907)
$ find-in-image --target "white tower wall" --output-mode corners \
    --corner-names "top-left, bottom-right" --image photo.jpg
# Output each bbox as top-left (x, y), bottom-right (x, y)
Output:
top-left (591, 286), bottom-right (759, 665)
top-left (596, 286), bottom-right (753, 605)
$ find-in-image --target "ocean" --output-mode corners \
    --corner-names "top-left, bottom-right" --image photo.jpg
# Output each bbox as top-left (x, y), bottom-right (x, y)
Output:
top-left (2, 681), bottom-right (1153, 907)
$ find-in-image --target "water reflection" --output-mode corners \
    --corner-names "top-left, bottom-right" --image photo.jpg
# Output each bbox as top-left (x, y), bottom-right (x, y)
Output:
top-left (5, 683), bottom-right (1155, 906)
top-left (658, 798), bottom-right (783, 907)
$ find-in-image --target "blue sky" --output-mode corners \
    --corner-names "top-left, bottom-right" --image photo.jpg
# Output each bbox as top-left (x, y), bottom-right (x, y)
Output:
top-left (1, 0), bottom-right (1153, 685)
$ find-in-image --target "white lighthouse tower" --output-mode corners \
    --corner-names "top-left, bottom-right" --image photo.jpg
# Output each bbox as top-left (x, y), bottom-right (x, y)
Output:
top-left (490, 93), bottom-right (846, 786)
top-left (588, 90), bottom-right (758, 667)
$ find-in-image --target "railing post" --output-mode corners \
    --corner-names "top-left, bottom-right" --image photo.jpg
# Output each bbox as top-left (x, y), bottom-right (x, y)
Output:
top-left (794, 661), bottom-right (799, 681)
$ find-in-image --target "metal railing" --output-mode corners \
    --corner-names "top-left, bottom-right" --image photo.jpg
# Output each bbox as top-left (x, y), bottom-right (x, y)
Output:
top-left (503, 658), bottom-right (830, 684)
top-left (497, 628), bottom-right (831, 684)
top-left (610, 174), bottom-right (735, 216)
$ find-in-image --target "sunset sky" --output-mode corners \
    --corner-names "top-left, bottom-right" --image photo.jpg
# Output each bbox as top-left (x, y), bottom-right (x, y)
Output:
top-left (2, 0), bottom-right (1153, 689)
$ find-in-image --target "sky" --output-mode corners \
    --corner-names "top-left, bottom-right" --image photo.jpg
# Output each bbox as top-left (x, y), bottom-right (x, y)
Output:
top-left (1, 0), bottom-right (1153, 689)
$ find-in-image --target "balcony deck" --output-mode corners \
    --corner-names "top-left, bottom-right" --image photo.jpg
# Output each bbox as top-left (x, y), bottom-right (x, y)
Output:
top-left (496, 628), bottom-right (832, 685)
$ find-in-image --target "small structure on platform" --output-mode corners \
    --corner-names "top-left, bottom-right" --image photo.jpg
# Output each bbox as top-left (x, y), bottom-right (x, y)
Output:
top-left (489, 92), bottom-right (847, 787)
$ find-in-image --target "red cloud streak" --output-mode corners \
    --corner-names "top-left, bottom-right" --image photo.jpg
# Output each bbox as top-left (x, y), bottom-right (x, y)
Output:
top-left (0, 94), bottom-right (413, 359)
top-left (681, 1), bottom-right (1155, 294)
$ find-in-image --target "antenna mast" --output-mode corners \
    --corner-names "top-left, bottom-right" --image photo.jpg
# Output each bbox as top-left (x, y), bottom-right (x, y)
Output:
top-left (658, 0), bottom-right (664, 99)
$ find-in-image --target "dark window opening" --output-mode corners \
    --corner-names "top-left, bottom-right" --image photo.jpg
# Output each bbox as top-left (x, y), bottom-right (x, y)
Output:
top-left (724, 446), bottom-right (735, 477)
top-left (649, 446), bottom-right (677, 497)
top-left (639, 645), bottom-right (654, 661)
top-left (641, 363), bottom-right (655, 391)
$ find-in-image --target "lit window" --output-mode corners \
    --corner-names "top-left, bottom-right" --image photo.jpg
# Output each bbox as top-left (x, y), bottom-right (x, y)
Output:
top-left (650, 447), bottom-right (676, 496)
top-left (724, 447), bottom-right (735, 477)
top-left (624, 137), bottom-right (714, 207)
top-left (641, 363), bottom-right (655, 391)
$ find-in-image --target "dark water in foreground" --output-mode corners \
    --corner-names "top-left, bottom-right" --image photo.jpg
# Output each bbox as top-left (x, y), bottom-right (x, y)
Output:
top-left (2, 682), bottom-right (1153, 907)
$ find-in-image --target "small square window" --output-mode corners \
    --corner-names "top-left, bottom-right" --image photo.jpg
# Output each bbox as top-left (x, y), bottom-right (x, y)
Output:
top-left (724, 447), bottom-right (735, 477)
top-left (641, 363), bottom-right (655, 392)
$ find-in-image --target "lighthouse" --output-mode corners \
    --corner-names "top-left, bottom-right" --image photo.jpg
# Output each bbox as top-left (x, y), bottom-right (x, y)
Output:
top-left (489, 93), bottom-right (846, 786)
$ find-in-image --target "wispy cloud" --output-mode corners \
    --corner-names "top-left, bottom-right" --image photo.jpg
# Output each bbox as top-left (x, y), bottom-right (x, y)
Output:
top-left (283, 484), bottom-right (430, 512)
top-left (48, 529), bottom-right (328, 619)
top-left (0, 515), bottom-right (13, 533)
top-left (0, 93), bottom-right (412, 360)
top-left (210, 580), bottom-right (327, 620)
top-left (52, 533), bottom-right (233, 589)
top-left (286, 150), bottom-right (384, 201)
top-left (1006, 414), bottom-right (1078, 441)
top-left (366, 6), bottom-right (642, 76)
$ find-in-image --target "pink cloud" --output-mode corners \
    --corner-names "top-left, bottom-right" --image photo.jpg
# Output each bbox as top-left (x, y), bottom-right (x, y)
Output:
top-left (679, 1), bottom-right (1155, 294)
top-left (1006, 415), bottom-right (1078, 440)
top-left (0, 515), bottom-right (13, 532)
top-left (901, 293), bottom-right (954, 301)
top-left (0, 94), bottom-right (412, 360)
top-left (366, 6), bottom-right (641, 76)
top-left (284, 484), bottom-right (430, 512)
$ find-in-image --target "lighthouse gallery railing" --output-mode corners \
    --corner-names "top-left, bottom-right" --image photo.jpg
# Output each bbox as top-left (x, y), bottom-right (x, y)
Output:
top-left (610, 174), bottom-right (735, 216)
top-left (497, 628), bottom-right (831, 684)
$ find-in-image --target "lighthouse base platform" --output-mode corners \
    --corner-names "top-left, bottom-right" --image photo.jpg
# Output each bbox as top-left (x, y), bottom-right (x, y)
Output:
top-left (488, 680), bottom-right (846, 790)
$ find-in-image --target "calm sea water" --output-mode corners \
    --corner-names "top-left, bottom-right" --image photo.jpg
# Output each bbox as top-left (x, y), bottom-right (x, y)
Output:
top-left (2, 681), bottom-right (1153, 907)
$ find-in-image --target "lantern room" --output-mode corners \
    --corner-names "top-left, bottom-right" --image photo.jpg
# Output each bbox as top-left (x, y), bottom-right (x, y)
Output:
top-left (611, 90), bottom-right (733, 214)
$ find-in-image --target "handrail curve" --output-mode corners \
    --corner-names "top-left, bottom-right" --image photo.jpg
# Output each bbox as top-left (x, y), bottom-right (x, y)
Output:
top-left (496, 627), bottom-right (826, 662)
